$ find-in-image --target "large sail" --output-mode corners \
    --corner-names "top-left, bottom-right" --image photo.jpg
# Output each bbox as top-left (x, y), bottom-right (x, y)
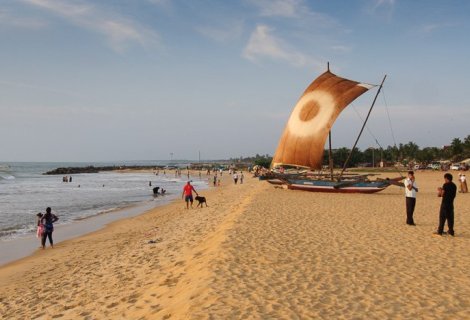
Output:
top-left (272, 70), bottom-right (375, 170)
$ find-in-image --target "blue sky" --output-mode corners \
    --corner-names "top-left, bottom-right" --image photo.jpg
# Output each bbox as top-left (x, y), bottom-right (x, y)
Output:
top-left (1, 0), bottom-right (469, 162)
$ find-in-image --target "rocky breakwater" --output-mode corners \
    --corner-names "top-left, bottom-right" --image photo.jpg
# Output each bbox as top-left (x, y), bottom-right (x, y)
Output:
top-left (44, 165), bottom-right (164, 175)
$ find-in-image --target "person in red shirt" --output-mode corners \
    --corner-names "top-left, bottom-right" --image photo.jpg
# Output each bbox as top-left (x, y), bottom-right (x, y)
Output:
top-left (182, 181), bottom-right (198, 209)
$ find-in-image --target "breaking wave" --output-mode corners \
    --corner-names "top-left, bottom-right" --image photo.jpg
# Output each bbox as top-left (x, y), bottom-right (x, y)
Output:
top-left (0, 174), bottom-right (15, 181)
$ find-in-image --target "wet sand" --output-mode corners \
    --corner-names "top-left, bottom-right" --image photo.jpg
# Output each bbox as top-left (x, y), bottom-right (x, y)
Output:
top-left (0, 170), bottom-right (469, 319)
top-left (0, 201), bottom-right (159, 266)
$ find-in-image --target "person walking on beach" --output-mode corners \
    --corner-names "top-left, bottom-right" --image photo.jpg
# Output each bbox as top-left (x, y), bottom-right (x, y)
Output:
top-left (240, 172), bottom-right (244, 184)
top-left (403, 171), bottom-right (418, 226)
top-left (233, 172), bottom-right (238, 184)
top-left (182, 181), bottom-right (198, 209)
top-left (435, 173), bottom-right (457, 236)
top-left (41, 207), bottom-right (58, 249)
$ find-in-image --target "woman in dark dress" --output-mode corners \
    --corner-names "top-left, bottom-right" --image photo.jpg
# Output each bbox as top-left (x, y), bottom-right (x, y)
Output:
top-left (41, 207), bottom-right (58, 249)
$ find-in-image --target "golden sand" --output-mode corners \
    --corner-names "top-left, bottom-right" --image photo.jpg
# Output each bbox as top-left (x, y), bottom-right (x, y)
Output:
top-left (0, 171), bottom-right (469, 319)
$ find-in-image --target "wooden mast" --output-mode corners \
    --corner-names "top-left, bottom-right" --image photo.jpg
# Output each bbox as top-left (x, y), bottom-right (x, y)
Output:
top-left (328, 131), bottom-right (333, 180)
top-left (339, 75), bottom-right (387, 179)
top-left (326, 62), bottom-right (334, 180)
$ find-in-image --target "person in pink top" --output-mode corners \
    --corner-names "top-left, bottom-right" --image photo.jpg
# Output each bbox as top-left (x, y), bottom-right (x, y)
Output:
top-left (182, 181), bottom-right (198, 209)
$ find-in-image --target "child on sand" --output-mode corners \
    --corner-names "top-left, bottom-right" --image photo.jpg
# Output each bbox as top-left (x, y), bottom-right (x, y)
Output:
top-left (36, 213), bottom-right (44, 240)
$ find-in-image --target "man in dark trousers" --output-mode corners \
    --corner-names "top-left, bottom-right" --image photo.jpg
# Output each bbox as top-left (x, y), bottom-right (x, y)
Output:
top-left (435, 173), bottom-right (457, 236)
top-left (403, 171), bottom-right (418, 225)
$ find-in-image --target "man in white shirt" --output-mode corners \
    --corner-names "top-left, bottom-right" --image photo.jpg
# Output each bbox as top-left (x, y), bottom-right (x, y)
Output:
top-left (459, 173), bottom-right (468, 193)
top-left (233, 172), bottom-right (238, 184)
top-left (404, 171), bottom-right (418, 225)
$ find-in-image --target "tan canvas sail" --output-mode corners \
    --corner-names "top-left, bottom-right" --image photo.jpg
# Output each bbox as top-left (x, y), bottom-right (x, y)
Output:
top-left (272, 70), bottom-right (375, 169)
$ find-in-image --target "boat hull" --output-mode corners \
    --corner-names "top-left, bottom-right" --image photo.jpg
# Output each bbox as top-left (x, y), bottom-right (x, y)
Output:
top-left (285, 179), bottom-right (389, 194)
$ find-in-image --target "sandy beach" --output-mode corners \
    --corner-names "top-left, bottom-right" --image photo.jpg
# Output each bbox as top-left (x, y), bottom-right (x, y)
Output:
top-left (0, 170), bottom-right (469, 319)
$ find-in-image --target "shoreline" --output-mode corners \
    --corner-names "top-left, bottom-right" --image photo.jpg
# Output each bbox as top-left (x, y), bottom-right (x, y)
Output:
top-left (0, 198), bottom-right (172, 267)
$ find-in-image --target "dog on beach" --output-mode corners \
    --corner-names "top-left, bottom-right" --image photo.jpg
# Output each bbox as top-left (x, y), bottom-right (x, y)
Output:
top-left (195, 195), bottom-right (208, 208)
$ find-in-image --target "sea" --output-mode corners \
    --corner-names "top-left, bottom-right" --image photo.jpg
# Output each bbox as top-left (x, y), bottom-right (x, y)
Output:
top-left (0, 161), bottom-right (207, 242)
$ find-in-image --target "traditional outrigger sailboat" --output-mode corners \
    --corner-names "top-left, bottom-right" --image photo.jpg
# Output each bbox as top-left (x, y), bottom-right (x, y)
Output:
top-left (268, 64), bottom-right (401, 193)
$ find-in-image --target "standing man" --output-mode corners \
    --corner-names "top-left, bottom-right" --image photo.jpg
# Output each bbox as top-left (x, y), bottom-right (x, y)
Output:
top-left (182, 181), bottom-right (198, 209)
top-left (404, 171), bottom-right (418, 226)
top-left (435, 173), bottom-right (457, 236)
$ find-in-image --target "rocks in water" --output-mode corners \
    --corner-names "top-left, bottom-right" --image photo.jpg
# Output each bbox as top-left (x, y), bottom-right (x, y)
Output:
top-left (44, 165), bottom-right (165, 175)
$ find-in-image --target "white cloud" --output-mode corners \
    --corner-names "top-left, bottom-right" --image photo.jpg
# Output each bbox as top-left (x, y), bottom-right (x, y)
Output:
top-left (373, 0), bottom-right (396, 10)
top-left (197, 21), bottom-right (244, 42)
top-left (21, 0), bottom-right (159, 52)
top-left (330, 45), bottom-right (352, 53)
top-left (243, 24), bottom-right (322, 69)
top-left (247, 0), bottom-right (305, 18)
top-left (366, 0), bottom-right (395, 19)
top-left (146, 0), bottom-right (171, 5)
top-left (414, 22), bottom-right (457, 35)
top-left (247, 0), bottom-right (339, 29)
top-left (23, 0), bottom-right (93, 16)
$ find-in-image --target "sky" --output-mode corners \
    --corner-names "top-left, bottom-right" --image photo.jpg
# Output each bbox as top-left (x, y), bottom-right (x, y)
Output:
top-left (1, 0), bottom-right (469, 162)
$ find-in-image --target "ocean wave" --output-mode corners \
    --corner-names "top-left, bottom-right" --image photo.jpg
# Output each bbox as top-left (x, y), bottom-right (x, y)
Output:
top-left (0, 174), bottom-right (15, 181)
top-left (73, 206), bottom-right (125, 221)
top-left (0, 224), bottom-right (35, 239)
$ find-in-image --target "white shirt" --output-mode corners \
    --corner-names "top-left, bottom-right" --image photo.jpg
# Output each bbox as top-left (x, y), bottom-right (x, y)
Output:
top-left (404, 178), bottom-right (417, 198)
top-left (460, 175), bottom-right (466, 183)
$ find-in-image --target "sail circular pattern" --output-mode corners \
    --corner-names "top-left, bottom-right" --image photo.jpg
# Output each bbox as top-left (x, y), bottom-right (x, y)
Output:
top-left (286, 90), bottom-right (335, 138)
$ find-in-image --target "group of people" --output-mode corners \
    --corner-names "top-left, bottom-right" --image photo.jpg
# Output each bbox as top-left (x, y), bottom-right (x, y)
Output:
top-left (62, 176), bottom-right (72, 182)
top-left (152, 186), bottom-right (166, 195)
top-left (36, 207), bottom-right (59, 249)
top-left (212, 174), bottom-right (221, 187)
top-left (232, 171), bottom-right (244, 184)
top-left (404, 171), bottom-right (458, 236)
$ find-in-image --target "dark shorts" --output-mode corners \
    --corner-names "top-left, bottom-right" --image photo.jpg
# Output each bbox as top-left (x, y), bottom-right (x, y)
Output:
top-left (185, 195), bottom-right (193, 202)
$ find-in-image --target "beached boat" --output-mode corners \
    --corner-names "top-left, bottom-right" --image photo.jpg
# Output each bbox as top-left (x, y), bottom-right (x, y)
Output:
top-left (269, 64), bottom-right (400, 193)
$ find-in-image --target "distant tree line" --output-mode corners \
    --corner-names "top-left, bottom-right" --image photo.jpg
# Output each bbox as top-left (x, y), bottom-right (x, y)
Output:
top-left (237, 135), bottom-right (470, 168)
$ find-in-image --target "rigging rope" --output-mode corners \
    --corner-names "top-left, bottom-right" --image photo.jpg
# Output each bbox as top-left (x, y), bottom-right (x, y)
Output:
top-left (382, 88), bottom-right (398, 149)
top-left (351, 89), bottom-right (404, 178)
top-left (351, 104), bottom-right (384, 150)
top-left (380, 87), bottom-right (404, 178)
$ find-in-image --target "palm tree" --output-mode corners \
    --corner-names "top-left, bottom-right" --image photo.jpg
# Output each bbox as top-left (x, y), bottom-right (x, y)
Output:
top-left (450, 138), bottom-right (464, 160)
